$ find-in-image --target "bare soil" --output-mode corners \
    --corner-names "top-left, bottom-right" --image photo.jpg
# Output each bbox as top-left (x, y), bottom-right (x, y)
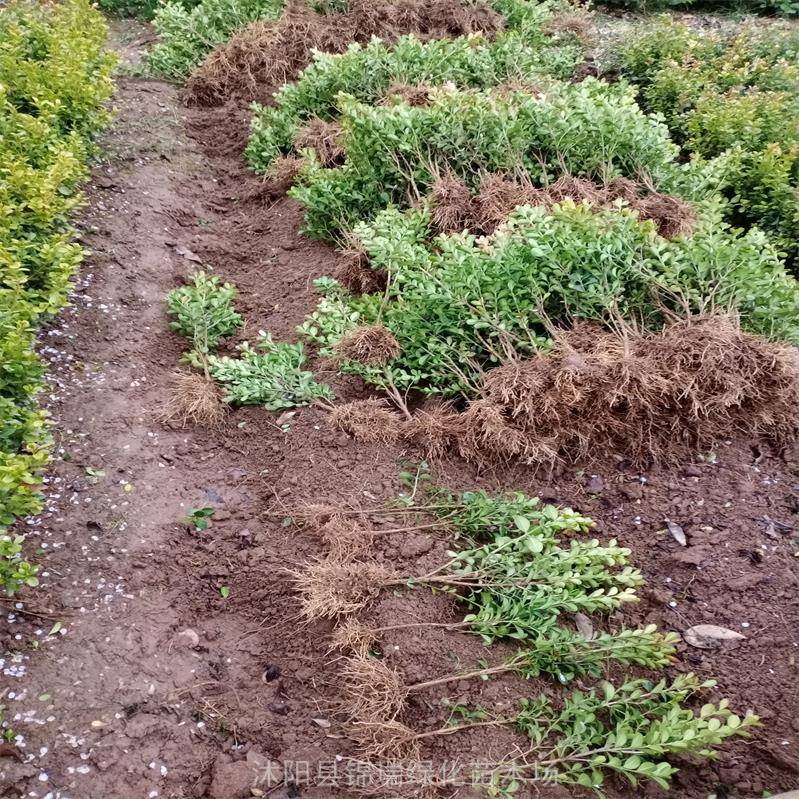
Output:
top-left (2, 16), bottom-right (799, 799)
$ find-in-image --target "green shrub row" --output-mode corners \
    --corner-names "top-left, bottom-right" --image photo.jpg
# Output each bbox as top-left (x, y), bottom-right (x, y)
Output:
top-left (0, 0), bottom-right (116, 592)
top-left (97, 0), bottom-right (202, 21)
top-left (299, 201), bottom-right (799, 398)
top-left (617, 19), bottom-right (799, 266)
top-left (600, 0), bottom-right (798, 14)
top-left (146, 0), bottom-right (285, 80)
top-left (286, 79), bottom-right (690, 241)
top-left (246, 25), bottom-right (585, 173)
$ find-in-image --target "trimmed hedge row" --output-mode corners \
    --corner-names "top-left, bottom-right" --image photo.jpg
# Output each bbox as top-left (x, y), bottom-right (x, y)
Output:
top-left (0, 0), bottom-right (116, 592)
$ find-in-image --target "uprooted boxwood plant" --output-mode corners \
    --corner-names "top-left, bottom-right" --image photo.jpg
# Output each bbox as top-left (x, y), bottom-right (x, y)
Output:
top-left (0, 0), bottom-right (116, 593)
top-left (289, 487), bottom-right (758, 784)
top-left (301, 202), bottom-right (799, 395)
top-left (164, 272), bottom-right (333, 424)
top-left (616, 18), bottom-right (799, 268)
top-left (285, 78), bottom-right (699, 242)
top-left (146, 0), bottom-right (286, 80)
top-left (245, 25), bottom-right (585, 173)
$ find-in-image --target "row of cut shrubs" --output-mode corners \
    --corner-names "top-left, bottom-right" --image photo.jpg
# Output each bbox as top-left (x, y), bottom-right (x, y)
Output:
top-left (0, 0), bottom-right (116, 592)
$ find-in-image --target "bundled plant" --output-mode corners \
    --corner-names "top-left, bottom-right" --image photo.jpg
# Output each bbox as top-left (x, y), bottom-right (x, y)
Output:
top-left (293, 498), bottom-right (644, 622)
top-left (0, 0), bottom-right (115, 592)
top-left (441, 675), bottom-right (757, 793)
top-left (146, 0), bottom-right (286, 80)
top-left (617, 19), bottom-right (799, 266)
top-left (244, 27), bottom-right (584, 171)
top-left (164, 272), bottom-right (243, 426)
top-left (288, 78), bottom-right (687, 241)
top-left (300, 202), bottom-right (799, 405)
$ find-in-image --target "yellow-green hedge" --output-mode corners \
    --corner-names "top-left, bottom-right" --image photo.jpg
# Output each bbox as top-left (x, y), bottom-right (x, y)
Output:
top-left (0, 0), bottom-right (116, 593)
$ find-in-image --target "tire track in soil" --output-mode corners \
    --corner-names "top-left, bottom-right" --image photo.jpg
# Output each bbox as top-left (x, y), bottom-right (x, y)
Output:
top-left (4, 16), bottom-right (799, 799)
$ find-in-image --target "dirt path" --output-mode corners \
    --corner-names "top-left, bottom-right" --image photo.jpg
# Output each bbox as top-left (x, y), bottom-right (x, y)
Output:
top-left (3, 16), bottom-right (799, 799)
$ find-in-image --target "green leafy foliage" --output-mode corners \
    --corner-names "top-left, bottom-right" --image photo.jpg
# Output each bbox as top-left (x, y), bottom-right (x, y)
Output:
top-left (208, 334), bottom-right (334, 410)
top-left (146, 0), bottom-right (285, 80)
top-left (246, 28), bottom-right (584, 173)
top-left (508, 674), bottom-right (759, 793)
top-left (303, 202), bottom-right (799, 398)
top-left (97, 0), bottom-right (202, 21)
top-left (166, 272), bottom-right (243, 355)
top-left (599, 0), bottom-right (798, 12)
top-left (0, 533), bottom-right (39, 595)
top-left (445, 512), bottom-right (643, 641)
top-left (289, 79), bottom-right (683, 241)
top-left (186, 506), bottom-right (216, 531)
top-left (0, 0), bottom-right (115, 593)
top-left (618, 19), bottom-right (799, 266)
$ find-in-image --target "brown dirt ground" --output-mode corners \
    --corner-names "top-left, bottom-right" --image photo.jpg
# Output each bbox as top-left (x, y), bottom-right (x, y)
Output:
top-left (2, 16), bottom-right (799, 799)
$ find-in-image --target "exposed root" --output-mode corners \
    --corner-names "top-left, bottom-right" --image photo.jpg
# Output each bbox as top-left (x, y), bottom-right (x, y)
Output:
top-left (294, 118), bottom-right (345, 166)
top-left (263, 154), bottom-right (305, 196)
top-left (383, 81), bottom-right (433, 107)
top-left (160, 372), bottom-right (226, 428)
top-left (317, 515), bottom-right (374, 559)
top-left (329, 399), bottom-right (406, 444)
top-left (348, 718), bottom-right (421, 760)
top-left (340, 651), bottom-right (409, 725)
top-left (333, 324), bottom-right (401, 366)
top-left (430, 173), bottom-right (474, 234)
top-left (421, 315), bottom-right (799, 467)
top-left (404, 405), bottom-right (462, 459)
top-left (429, 172), bottom-right (698, 238)
top-left (185, 0), bottom-right (503, 106)
top-left (330, 617), bottom-right (378, 655)
top-left (333, 236), bottom-right (387, 294)
top-left (290, 558), bottom-right (397, 619)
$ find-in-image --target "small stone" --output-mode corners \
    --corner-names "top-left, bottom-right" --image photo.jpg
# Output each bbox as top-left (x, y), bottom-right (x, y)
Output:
top-left (268, 701), bottom-right (289, 716)
top-left (682, 464), bottom-right (702, 478)
top-left (90, 720), bottom-right (105, 729)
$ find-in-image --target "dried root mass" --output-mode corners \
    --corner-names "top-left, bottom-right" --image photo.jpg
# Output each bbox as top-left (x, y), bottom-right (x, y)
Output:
top-left (431, 172), bottom-right (697, 238)
top-left (330, 399), bottom-right (405, 443)
top-left (333, 324), bottom-right (401, 366)
top-left (290, 557), bottom-right (396, 619)
top-left (160, 371), bottom-right (227, 428)
top-left (185, 0), bottom-right (503, 105)
top-left (330, 317), bottom-right (799, 466)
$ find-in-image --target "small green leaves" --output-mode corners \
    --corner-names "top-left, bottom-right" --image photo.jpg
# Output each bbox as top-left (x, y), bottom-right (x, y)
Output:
top-left (220, 586), bottom-right (231, 599)
top-left (186, 506), bottom-right (216, 531)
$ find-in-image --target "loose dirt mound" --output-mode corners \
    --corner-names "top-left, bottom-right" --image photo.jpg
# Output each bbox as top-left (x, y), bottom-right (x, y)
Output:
top-left (333, 316), bottom-right (799, 467)
top-left (431, 173), bottom-right (697, 238)
top-left (184, 0), bottom-right (504, 105)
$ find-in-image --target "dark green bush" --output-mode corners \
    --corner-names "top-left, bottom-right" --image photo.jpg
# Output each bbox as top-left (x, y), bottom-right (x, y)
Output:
top-left (246, 29), bottom-right (584, 174)
top-left (287, 79), bottom-right (685, 241)
top-left (299, 202), bottom-right (799, 398)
